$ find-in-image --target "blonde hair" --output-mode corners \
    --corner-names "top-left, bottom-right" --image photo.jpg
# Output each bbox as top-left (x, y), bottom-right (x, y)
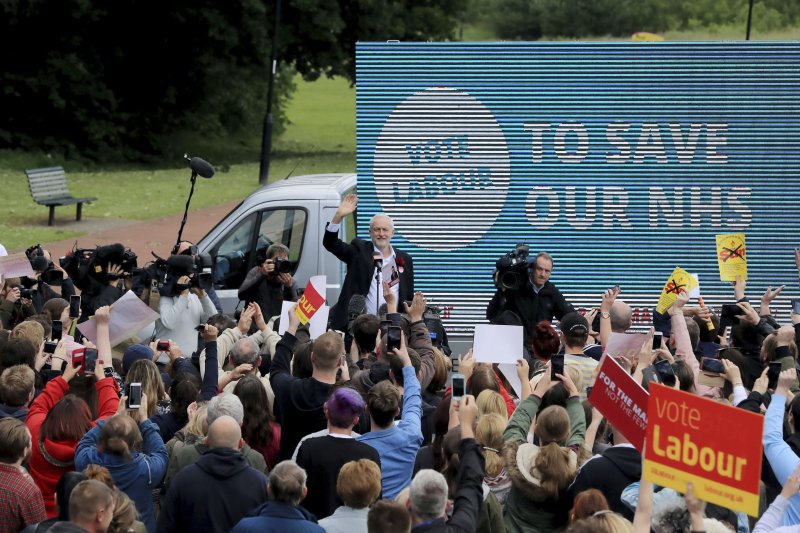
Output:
top-left (125, 359), bottom-right (166, 418)
top-left (336, 459), bottom-right (382, 508)
top-left (11, 320), bottom-right (44, 348)
top-left (596, 512), bottom-right (632, 533)
top-left (82, 464), bottom-right (140, 533)
top-left (567, 513), bottom-right (632, 533)
top-left (108, 489), bottom-right (140, 533)
top-left (535, 406), bottom-right (576, 499)
top-left (476, 413), bottom-right (506, 477)
top-left (184, 403), bottom-right (209, 437)
top-left (476, 390), bottom-right (508, 419)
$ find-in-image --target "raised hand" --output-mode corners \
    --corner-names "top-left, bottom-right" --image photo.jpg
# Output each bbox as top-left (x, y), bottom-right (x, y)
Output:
top-left (403, 291), bottom-right (426, 322)
top-left (332, 194), bottom-right (358, 223)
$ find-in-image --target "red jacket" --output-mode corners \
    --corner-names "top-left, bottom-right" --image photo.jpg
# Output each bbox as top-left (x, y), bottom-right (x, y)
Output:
top-left (26, 376), bottom-right (119, 517)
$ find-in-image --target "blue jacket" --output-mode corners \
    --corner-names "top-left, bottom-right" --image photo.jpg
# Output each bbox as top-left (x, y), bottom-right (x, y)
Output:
top-left (764, 393), bottom-right (800, 526)
top-left (357, 365), bottom-right (423, 499)
top-left (230, 501), bottom-right (324, 533)
top-left (75, 418), bottom-right (168, 533)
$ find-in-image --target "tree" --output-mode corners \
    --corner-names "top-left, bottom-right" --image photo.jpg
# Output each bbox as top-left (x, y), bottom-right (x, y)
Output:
top-left (1, 0), bottom-right (465, 160)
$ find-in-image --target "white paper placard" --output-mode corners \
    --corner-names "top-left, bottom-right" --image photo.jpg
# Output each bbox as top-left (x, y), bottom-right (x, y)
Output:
top-left (605, 331), bottom-right (651, 361)
top-left (689, 273), bottom-right (701, 298)
top-left (497, 362), bottom-right (523, 399)
top-left (472, 324), bottom-right (523, 364)
top-left (0, 252), bottom-right (35, 279)
top-left (77, 291), bottom-right (160, 346)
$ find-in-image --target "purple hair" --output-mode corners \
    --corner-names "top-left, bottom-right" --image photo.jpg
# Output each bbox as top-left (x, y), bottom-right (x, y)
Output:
top-left (325, 387), bottom-right (365, 429)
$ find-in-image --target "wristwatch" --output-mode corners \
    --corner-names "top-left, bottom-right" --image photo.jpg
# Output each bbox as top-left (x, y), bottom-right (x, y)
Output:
top-left (600, 311), bottom-right (610, 319)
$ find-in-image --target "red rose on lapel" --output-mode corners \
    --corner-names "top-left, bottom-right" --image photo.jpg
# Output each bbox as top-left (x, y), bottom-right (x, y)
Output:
top-left (396, 256), bottom-right (405, 274)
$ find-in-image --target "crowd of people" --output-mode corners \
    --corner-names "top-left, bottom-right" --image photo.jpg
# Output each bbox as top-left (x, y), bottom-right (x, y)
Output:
top-left (1, 195), bottom-right (800, 533)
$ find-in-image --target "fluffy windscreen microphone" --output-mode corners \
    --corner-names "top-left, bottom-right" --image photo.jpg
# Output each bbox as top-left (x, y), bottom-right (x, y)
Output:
top-left (95, 243), bottom-right (126, 262)
top-left (166, 254), bottom-right (196, 276)
top-left (347, 294), bottom-right (367, 330)
top-left (187, 156), bottom-right (215, 178)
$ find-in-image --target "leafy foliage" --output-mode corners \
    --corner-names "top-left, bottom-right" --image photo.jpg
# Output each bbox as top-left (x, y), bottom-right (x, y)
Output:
top-left (1, 0), bottom-right (464, 160)
top-left (489, 0), bottom-right (799, 40)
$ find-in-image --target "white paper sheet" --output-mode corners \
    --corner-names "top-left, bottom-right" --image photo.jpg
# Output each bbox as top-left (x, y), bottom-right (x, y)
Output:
top-left (77, 291), bottom-right (160, 346)
top-left (472, 324), bottom-right (523, 364)
top-left (0, 252), bottom-right (35, 278)
top-left (689, 273), bottom-right (701, 298)
top-left (497, 363), bottom-right (523, 399)
top-left (604, 331), bottom-right (652, 361)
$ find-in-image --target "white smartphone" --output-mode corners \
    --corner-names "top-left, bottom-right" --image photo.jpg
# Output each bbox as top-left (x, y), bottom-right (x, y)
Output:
top-left (127, 383), bottom-right (142, 409)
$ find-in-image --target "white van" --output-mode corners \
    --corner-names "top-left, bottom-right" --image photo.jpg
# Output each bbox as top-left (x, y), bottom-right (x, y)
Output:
top-left (196, 173), bottom-right (357, 314)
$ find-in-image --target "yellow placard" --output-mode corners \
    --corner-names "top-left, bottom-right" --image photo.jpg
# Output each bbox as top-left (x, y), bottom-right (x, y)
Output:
top-left (655, 267), bottom-right (698, 314)
top-left (716, 233), bottom-right (747, 282)
top-left (643, 460), bottom-right (759, 516)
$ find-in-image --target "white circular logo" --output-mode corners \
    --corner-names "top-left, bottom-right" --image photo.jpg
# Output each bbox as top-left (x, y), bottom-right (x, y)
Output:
top-left (373, 87), bottom-right (511, 252)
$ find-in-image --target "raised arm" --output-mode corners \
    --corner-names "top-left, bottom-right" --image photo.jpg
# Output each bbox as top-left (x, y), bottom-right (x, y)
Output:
top-left (199, 325), bottom-right (220, 401)
top-left (323, 194), bottom-right (359, 261)
top-left (764, 370), bottom-right (800, 485)
top-left (599, 287), bottom-right (619, 348)
top-left (269, 304), bottom-right (300, 395)
top-left (94, 306), bottom-right (113, 369)
top-left (139, 418), bottom-right (168, 487)
top-left (504, 372), bottom-right (547, 445)
top-left (404, 292), bottom-right (436, 389)
top-left (446, 396), bottom-right (485, 533)
top-left (395, 335), bottom-right (422, 439)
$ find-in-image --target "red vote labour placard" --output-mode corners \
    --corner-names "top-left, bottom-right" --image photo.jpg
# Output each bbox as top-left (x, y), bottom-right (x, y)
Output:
top-left (588, 354), bottom-right (648, 451)
top-left (644, 383), bottom-right (763, 516)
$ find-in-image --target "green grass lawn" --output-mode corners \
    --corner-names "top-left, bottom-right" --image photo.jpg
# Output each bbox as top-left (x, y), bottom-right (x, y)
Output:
top-left (0, 75), bottom-right (356, 250)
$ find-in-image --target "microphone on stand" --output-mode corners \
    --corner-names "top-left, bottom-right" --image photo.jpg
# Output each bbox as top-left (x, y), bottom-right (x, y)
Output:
top-left (184, 154), bottom-right (215, 179)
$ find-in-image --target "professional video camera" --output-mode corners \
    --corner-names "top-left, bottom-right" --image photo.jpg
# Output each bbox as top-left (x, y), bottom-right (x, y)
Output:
top-left (59, 243), bottom-right (138, 294)
top-left (493, 244), bottom-right (530, 291)
top-left (154, 253), bottom-right (214, 297)
top-left (24, 244), bottom-right (63, 286)
top-left (422, 304), bottom-right (451, 357)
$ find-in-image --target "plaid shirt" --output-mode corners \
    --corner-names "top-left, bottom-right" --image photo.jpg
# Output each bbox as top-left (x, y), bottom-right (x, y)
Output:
top-left (0, 463), bottom-right (47, 533)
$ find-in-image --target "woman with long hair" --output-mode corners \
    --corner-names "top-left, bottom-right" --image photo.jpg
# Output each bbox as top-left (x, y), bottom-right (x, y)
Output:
top-left (503, 365), bottom-right (586, 533)
top-left (233, 374), bottom-right (281, 469)
top-left (125, 359), bottom-right (167, 419)
top-left (75, 394), bottom-right (168, 533)
top-left (477, 413), bottom-right (511, 505)
top-left (26, 358), bottom-right (118, 517)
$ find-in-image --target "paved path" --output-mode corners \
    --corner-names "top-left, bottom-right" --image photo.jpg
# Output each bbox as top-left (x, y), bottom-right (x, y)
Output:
top-left (40, 200), bottom-right (241, 260)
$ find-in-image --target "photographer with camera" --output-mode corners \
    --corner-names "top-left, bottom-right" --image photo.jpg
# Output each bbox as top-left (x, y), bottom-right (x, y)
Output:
top-left (174, 240), bottom-right (223, 313)
top-left (22, 245), bottom-right (76, 313)
top-left (486, 248), bottom-right (574, 349)
top-left (0, 278), bottom-right (37, 329)
top-left (153, 254), bottom-right (217, 357)
top-left (237, 243), bottom-right (298, 322)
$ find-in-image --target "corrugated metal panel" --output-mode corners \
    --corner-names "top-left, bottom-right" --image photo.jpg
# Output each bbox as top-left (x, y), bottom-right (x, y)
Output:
top-left (356, 42), bottom-right (800, 337)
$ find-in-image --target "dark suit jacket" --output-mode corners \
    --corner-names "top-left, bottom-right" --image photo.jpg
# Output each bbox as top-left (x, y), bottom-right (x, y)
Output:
top-left (323, 223), bottom-right (414, 330)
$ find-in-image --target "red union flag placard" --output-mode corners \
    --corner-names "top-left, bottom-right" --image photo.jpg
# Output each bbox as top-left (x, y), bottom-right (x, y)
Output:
top-left (294, 275), bottom-right (326, 325)
top-left (644, 383), bottom-right (763, 516)
top-left (588, 354), bottom-right (648, 451)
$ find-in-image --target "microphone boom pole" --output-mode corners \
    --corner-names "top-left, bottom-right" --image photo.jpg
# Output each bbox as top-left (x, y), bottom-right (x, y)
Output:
top-left (175, 154), bottom-right (215, 251)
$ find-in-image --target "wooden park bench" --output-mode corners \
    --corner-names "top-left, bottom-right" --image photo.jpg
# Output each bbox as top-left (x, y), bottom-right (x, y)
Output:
top-left (25, 166), bottom-right (97, 226)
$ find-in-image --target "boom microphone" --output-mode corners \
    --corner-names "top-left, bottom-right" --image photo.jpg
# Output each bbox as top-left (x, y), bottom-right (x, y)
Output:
top-left (184, 154), bottom-right (215, 179)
